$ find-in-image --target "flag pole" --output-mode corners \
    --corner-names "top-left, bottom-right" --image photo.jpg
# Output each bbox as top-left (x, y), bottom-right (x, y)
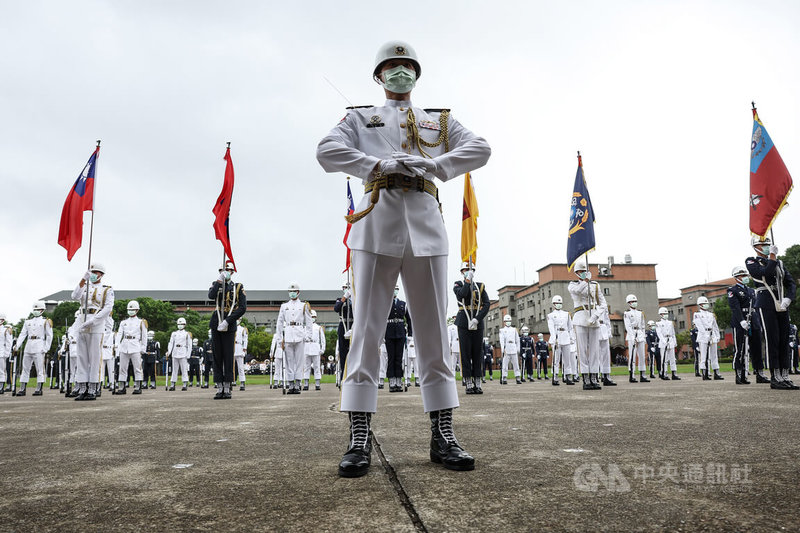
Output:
top-left (83, 140), bottom-right (101, 318)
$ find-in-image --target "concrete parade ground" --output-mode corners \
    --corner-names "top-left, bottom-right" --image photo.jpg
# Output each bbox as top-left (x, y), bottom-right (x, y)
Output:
top-left (2, 371), bottom-right (800, 533)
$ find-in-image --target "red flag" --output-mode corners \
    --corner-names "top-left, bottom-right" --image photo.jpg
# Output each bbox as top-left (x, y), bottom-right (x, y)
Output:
top-left (58, 146), bottom-right (99, 261)
top-left (213, 147), bottom-right (236, 270)
top-left (342, 180), bottom-right (355, 273)
top-left (750, 107), bottom-right (793, 236)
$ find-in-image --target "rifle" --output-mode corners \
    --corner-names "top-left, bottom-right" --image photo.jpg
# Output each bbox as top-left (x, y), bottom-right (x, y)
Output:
top-left (48, 359), bottom-right (55, 388)
top-left (10, 349), bottom-right (19, 396)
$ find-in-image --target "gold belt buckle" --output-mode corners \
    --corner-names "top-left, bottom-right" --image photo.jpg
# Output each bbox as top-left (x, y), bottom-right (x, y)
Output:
top-left (400, 175), bottom-right (413, 192)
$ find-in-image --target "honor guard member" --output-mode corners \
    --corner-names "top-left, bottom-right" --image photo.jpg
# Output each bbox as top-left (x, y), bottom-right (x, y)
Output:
top-left (548, 295), bottom-right (575, 385)
top-left (143, 331), bottom-right (159, 389)
top-left (454, 262), bottom-right (490, 393)
top-left (597, 308), bottom-right (617, 386)
top-left (568, 261), bottom-right (607, 390)
top-left (53, 335), bottom-right (67, 390)
top-left (482, 337), bottom-right (493, 381)
top-left (276, 282), bottom-right (312, 394)
top-left (404, 336), bottom-right (419, 387)
top-left (447, 317), bottom-right (460, 374)
top-left (269, 334), bottom-right (284, 389)
top-left (14, 302), bottom-right (53, 396)
top-left (99, 317), bottom-right (115, 391)
top-left (728, 267), bottom-right (765, 384)
top-left (209, 260), bottom-right (247, 399)
top-left (379, 339), bottom-right (388, 389)
top-left (0, 313), bottom-right (12, 394)
top-left (623, 294), bottom-right (649, 383)
top-left (656, 307), bottom-right (680, 380)
top-left (303, 310), bottom-right (326, 391)
top-left (519, 327), bottom-right (535, 382)
top-left (535, 333), bottom-right (550, 380)
top-left (790, 324), bottom-right (799, 374)
top-left (693, 296), bottom-right (723, 381)
top-left (71, 264), bottom-right (114, 400)
top-left (690, 324), bottom-right (700, 377)
top-left (167, 318), bottom-right (192, 390)
top-left (334, 283), bottom-right (354, 383)
top-left (65, 312), bottom-right (80, 396)
top-left (645, 320), bottom-right (660, 379)
top-left (746, 236), bottom-right (797, 389)
top-left (188, 338), bottom-right (202, 387)
top-left (385, 286), bottom-right (412, 393)
top-left (234, 319), bottom-right (248, 390)
top-left (115, 301), bottom-right (147, 394)
top-left (318, 40), bottom-right (489, 477)
top-left (201, 330), bottom-right (214, 388)
top-left (499, 315), bottom-right (521, 385)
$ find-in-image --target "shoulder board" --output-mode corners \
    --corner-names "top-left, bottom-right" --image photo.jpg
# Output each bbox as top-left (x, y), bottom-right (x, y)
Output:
top-left (143, 319), bottom-right (149, 328)
top-left (244, 327), bottom-right (249, 333)
top-left (188, 332), bottom-right (193, 339)
top-left (346, 105), bottom-right (373, 109)
top-left (746, 258), bottom-right (756, 264)
top-left (305, 302), bottom-right (311, 311)
top-left (424, 108), bottom-right (450, 113)
top-left (47, 319), bottom-right (53, 327)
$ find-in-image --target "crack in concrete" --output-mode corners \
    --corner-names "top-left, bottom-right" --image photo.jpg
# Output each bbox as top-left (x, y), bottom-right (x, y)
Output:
top-left (371, 433), bottom-right (427, 533)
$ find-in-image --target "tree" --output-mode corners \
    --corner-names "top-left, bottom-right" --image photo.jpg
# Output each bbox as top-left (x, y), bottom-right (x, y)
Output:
top-left (713, 296), bottom-right (731, 331)
top-left (325, 329), bottom-right (338, 358)
top-left (780, 244), bottom-right (800, 325)
top-left (248, 329), bottom-right (272, 359)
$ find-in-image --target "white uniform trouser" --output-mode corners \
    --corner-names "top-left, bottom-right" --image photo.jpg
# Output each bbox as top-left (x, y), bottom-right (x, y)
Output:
top-left (501, 352), bottom-right (521, 378)
top-left (284, 342), bottom-right (304, 382)
top-left (70, 355), bottom-right (78, 384)
top-left (342, 249), bottom-right (457, 414)
top-left (76, 332), bottom-right (102, 384)
top-left (379, 349), bottom-right (387, 379)
top-left (0, 356), bottom-right (7, 383)
top-left (661, 345), bottom-right (677, 371)
top-left (698, 341), bottom-right (719, 371)
top-left (119, 351), bottom-right (143, 381)
top-left (20, 351), bottom-right (45, 383)
top-left (303, 355), bottom-right (321, 380)
top-left (235, 355), bottom-right (246, 383)
top-left (274, 356), bottom-right (283, 382)
top-left (628, 340), bottom-right (646, 371)
top-left (100, 358), bottom-right (115, 383)
top-left (575, 325), bottom-right (602, 374)
top-left (599, 338), bottom-right (612, 374)
top-left (171, 357), bottom-right (188, 383)
top-left (450, 351), bottom-right (459, 373)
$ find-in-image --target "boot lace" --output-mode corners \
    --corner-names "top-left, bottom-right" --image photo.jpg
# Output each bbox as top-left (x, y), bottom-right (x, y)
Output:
top-left (349, 412), bottom-right (370, 450)
top-left (437, 408), bottom-right (458, 446)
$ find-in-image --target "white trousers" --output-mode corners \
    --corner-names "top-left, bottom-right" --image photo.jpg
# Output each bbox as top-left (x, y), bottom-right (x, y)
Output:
top-left (284, 342), bottom-right (304, 382)
top-left (628, 340), bottom-right (647, 371)
top-left (76, 332), bottom-right (102, 384)
top-left (20, 351), bottom-right (45, 383)
top-left (235, 355), bottom-right (246, 383)
top-left (342, 249), bottom-right (457, 414)
top-left (575, 325), bottom-right (602, 374)
top-left (405, 356), bottom-right (418, 379)
top-left (551, 344), bottom-right (573, 377)
top-left (0, 356), bottom-right (6, 383)
top-left (100, 358), bottom-right (115, 383)
top-left (698, 341), bottom-right (719, 371)
top-left (379, 349), bottom-right (387, 379)
top-left (661, 345), bottom-right (677, 371)
top-left (599, 338), bottom-right (611, 374)
top-left (501, 353), bottom-right (520, 378)
top-left (171, 357), bottom-right (188, 383)
top-left (70, 355), bottom-right (78, 384)
top-left (450, 351), bottom-right (460, 373)
top-left (273, 356), bottom-right (283, 382)
top-left (119, 351), bottom-right (143, 381)
top-left (303, 354), bottom-right (321, 380)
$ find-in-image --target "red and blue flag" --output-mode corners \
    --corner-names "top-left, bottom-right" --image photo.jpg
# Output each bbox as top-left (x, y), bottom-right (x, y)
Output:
top-left (750, 107), bottom-right (793, 236)
top-left (58, 146), bottom-right (99, 261)
top-left (213, 146), bottom-right (236, 271)
top-left (342, 180), bottom-right (355, 272)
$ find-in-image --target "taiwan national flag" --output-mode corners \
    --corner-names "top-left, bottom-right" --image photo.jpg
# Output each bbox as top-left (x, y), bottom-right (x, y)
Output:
top-left (750, 107), bottom-right (793, 237)
top-left (566, 153), bottom-right (596, 271)
top-left (58, 146), bottom-right (99, 261)
top-left (342, 180), bottom-right (355, 272)
top-left (213, 146), bottom-right (236, 271)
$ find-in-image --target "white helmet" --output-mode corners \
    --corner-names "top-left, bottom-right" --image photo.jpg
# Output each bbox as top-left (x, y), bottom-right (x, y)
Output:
top-left (732, 266), bottom-right (748, 278)
top-left (460, 261), bottom-right (474, 271)
top-left (176, 317), bottom-right (186, 326)
top-left (310, 310), bottom-right (317, 318)
top-left (751, 235), bottom-right (772, 249)
top-left (647, 320), bottom-right (655, 327)
top-left (0, 312), bottom-right (5, 321)
top-left (658, 307), bottom-right (668, 315)
top-left (89, 262), bottom-right (106, 274)
top-left (373, 40), bottom-right (421, 81)
top-left (626, 294), bottom-right (638, 304)
top-left (521, 326), bottom-right (529, 334)
top-left (219, 260), bottom-right (235, 272)
top-left (503, 314), bottom-right (512, 322)
top-left (697, 296), bottom-right (710, 309)
top-left (147, 330), bottom-right (155, 339)
top-left (33, 301), bottom-right (46, 311)
top-left (538, 333), bottom-right (544, 340)
top-left (192, 338), bottom-right (198, 345)
top-left (573, 259), bottom-right (587, 272)
top-left (288, 282), bottom-right (300, 291)
top-left (127, 300), bottom-right (140, 311)
top-left (552, 295), bottom-right (563, 305)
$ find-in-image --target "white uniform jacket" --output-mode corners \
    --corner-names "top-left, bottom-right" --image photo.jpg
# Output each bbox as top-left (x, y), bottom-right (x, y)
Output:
top-left (693, 310), bottom-right (720, 343)
top-left (305, 323), bottom-right (326, 356)
top-left (168, 330), bottom-right (193, 359)
top-left (116, 316), bottom-right (148, 354)
top-left (16, 316), bottom-right (53, 354)
top-left (499, 326), bottom-right (520, 356)
top-left (623, 309), bottom-right (646, 343)
top-left (316, 99), bottom-right (491, 257)
top-left (656, 319), bottom-right (676, 350)
top-left (270, 335), bottom-right (284, 360)
top-left (235, 325), bottom-right (249, 356)
top-left (276, 299), bottom-right (312, 344)
top-left (568, 280), bottom-right (607, 328)
top-left (71, 281), bottom-right (115, 334)
top-left (547, 310), bottom-right (574, 347)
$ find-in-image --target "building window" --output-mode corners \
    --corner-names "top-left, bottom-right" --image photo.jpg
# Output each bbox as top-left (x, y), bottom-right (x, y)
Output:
top-left (678, 308), bottom-right (684, 315)
top-left (679, 321), bottom-right (685, 329)
top-left (613, 324), bottom-right (620, 336)
top-left (603, 287), bottom-right (610, 296)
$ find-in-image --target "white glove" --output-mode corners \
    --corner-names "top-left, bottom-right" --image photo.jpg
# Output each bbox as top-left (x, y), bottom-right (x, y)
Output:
top-left (217, 271), bottom-right (226, 283)
top-left (740, 320), bottom-right (749, 330)
top-left (587, 315), bottom-right (597, 326)
top-left (378, 158), bottom-right (420, 177)
top-left (217, 319), bottom-right (229, 332)
top-left (343, 289), bottom-right (352, 299)
top-left (769, 245), bottom-right (779, 256)
top-left (80, 320), bottom-right (94, 332)
top-left (781, 297), bottom-right (792, 311)
top-left (468, 318), bottom-right (479, 330)
top-left (12, 342), bottom-right (18, 351)
top-left (585, 271), bottom-right (592, 280)
top-left (393, 153), bottom-right (438, 175)
top-left (464, 270), bottom-right (475, 282)
top-left (82, 270), bottom-right (91, 281)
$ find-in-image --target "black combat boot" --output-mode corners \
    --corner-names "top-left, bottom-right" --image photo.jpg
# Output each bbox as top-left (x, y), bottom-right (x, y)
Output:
top-left (132, 381), bottom-right (143, 394)
top-left (782, 369), bottom-right (799, 390)
top-left (429, 409), bottom-right (474, 471)
top-left (33, 383), bottom-right (43, 396)
top-left (565, 375), bottom-right (575, 385)
top-left (465, 378), bottom-right (475, 395)
top-left (602, 374), bottom-right (617, 386)
top-left (639, 371), bottom-right (650, 383)
top-left (515, 377), bottom-right (522, 385)
top-left (338, 412), bottom-right (372, 478)
top-left (702, 369), bottom-right (711, 381)
top-left (755, 369), bottom-right (770, 383)
top-left (713, 369), bottom-right (724, 380)
top-left (473, 377), bottom-right (483, 394)
top-left (551, 375), bottom-right (560, 386)
top-left (629, 370), bottom-right (637, 383)
top-left (582, 374), bottom-right (591, 390)
top-left (671, 371), bottom-right (681, 380)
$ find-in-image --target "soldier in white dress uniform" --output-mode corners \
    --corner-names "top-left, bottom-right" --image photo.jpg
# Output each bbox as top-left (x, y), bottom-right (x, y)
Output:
top-left (71, 263), bottom-right (114, 400)
top-left (693, 296), bottom-right (723, 381)
top-left (234, 320), bottom-right (248, 390)
top-left (115, 300), bottom-right (147, 394)
top-left (317, 40), bottom-right (489, 477)
top-left (0, 313), bottom-right (12, 394)
top-left (269, 334), bottom-right (284, 389)
top-left (656, 307), bottom-right (680, 380)
top-left (623, 294), bottom-right (649, 383)
top-left (499, 315), bottom-right (521, 385)
top-left (167, 317), bottom-right (192, 391)
top-left (100, 316), bottom-right (115, 391)
top-left (547, 295), bottom-right (575, 385)
top-left (303, 310), bottom-right (326, 391)
top-left (447, 318), bottom-right (460, 374)
top-left (14, 301), bottom-right (53, 396)
top-left (276, 282), bottom-right (312, 394)
top-left (567, 260), bottom-right (608, 390)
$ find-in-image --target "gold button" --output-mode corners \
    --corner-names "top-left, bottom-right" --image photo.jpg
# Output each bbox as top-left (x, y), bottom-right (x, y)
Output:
top-left (400, 123), bottom-right (406, 128)
top-left (401, 142), bottom-right (407, 149)
top-left (399, 107), bottom-right (405, 111)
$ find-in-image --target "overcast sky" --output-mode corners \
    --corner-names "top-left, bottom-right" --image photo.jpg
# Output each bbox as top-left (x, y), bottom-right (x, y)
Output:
top-left (1, 0), bottom-right (798, 323)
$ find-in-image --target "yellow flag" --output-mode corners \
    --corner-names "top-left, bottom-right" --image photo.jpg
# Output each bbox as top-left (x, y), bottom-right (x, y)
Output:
top-left (461, 172), bottom-right (479, 264)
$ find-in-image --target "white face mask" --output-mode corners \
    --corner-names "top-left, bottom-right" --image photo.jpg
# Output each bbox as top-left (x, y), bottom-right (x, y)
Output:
top-left (576, 271), bottom-right (588, 280)
top-left (629, 302), bottom-right (638, 309)
top-left (32, 310), bottom-right (43, 317)
top-left (312, 317), bottom-right (316, 323)
top-left (127, 310), bottom-right (137, 317)
top-left (504, 321), bottom-right (511, 327)
top-left (554, 303), bottom-right (563, 310)
top-left (289, 291), bottom-right (298, 300)
top-left (740, 276), bottom-right (750, 284)
top-left (660, 314), bottom-right (668, 320)
top-left (381, 65), bottom-right (416, 94)
top-left (89, 273), bottom-right (100, 283)
top-left (223, 270), bottom-right (232, 281)
top-left (177, 324), bottom-right (185, 330)
top-left (700, 304), bottom-right (709, 311)
top-left (394, 289), bottom-right (399, 298)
